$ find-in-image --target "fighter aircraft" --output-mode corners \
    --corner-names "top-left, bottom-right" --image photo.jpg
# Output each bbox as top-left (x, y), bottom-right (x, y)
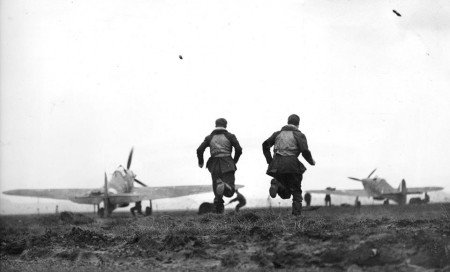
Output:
top-left (3, 148), bottom-right (243, 217)
top-left (307, 169), bottom-right (443, 205)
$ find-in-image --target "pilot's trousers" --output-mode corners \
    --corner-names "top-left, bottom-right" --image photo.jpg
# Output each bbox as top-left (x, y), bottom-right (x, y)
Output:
top-left (273, 173), bottom-right (303, 215)
top-left (211, 171), bottom-right (236, 213)
top-left (235, 201), bottom-right (246, 212)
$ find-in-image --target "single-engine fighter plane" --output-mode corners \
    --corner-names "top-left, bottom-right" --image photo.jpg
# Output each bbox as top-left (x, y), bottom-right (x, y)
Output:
top-left (307, 169), bottom-right (443, 205)
top-left (3, 148), bottom-right (243, 217)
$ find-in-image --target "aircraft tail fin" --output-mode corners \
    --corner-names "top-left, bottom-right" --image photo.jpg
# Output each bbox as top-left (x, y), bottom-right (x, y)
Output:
top-left (398, 179), bottom-right (407, 194)
top-left (397, 179), bottom-right (407, 205)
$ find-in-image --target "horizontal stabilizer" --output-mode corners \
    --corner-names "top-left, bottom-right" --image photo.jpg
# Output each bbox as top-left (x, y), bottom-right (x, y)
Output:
top-left (407, 186), bottom-right (444, 194)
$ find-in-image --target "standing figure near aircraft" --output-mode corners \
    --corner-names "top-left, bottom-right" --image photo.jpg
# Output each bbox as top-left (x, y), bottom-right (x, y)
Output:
top-left (304, 192), bottom-right (312, 207)
top-left (228, 189), bottom-right (246, 212)
top-left (130, 201), bottom-right (143, 216)
top-left (262, 114), bottom-right (315, 215)
top-left (424, 192), bottom-right (430, 203)
top-left (197, 118), bottom-right (243, 214)
top-left (355, 196), bottom-right (361, 212)
top-left (325, 194), bottom-right (331, 206)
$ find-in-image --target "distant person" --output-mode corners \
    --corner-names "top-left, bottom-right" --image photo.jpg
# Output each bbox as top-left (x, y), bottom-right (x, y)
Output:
top-left (130, 201), bottom-right (143, 216)
top-left (197, 118), bottom-right (243, 214)
top-left (424, 192), bottom-right (430, 203)
top-left (262, 114), bottom-right (315, 215)
top-left (228, 189), bottom-right (246, 212)
top-left (325, 194), bottom-right (331, 206)
top-left (304, 192), bottom-right (312, 207)
top-left (355, 196), bottom-right (361, 212)
top-left (145, 201), bottom-right (152, 216)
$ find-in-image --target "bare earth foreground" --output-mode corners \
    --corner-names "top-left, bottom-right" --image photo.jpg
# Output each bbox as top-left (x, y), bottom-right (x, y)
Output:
top-left (1, 203), bottom-right (449, 271)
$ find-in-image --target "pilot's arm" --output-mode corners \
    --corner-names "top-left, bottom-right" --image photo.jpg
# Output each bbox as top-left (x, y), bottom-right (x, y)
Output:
top-left (262, 132), bottom-right (278, 164)
top-left (225, 133), bottom-right (242, 164)
top-left (196, 136), bottom-right (211, 168)
top-left (295, 133), bottom-right (315, 166)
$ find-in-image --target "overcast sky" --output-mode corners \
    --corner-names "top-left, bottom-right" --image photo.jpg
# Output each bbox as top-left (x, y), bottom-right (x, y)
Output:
top-left (1, 0), bottom-right (449, 207)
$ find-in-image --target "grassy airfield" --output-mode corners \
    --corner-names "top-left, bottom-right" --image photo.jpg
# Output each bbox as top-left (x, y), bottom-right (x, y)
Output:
top-left (1, 203), bottom-right (449, 271)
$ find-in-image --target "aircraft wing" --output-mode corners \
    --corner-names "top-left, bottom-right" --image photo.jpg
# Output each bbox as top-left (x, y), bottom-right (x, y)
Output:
top-left (3, 189), bottom-right (96, 200)
top-left (131, 184), bottom-right (244, 201)
top-left (307, 189), bottom-right (370, 197)
top-left (406, 186), bottom-right (444, 194)
top-left (3, 184), bottom-right (246, 205)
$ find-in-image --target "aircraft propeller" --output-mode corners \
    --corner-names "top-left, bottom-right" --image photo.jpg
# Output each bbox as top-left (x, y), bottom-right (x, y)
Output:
top-left (126, 147), bottom-right (149, 187)
top-left (134, 178), bottom-right (147, 187)
top-left (348, 168), bottom-right (377, 182)
top-left (127, 148), bottom-right (134, 170)
top-left (367, 168), bottom-right (377, 179)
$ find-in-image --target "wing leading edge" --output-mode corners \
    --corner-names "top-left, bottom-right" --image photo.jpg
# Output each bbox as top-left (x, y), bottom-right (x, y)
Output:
top-left (3, 189), bottom-right (95, 200)
top-left (307, 189), bottom-right (370, 197)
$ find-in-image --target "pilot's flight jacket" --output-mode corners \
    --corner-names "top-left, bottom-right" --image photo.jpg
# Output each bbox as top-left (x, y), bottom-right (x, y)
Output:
top-left (197, 127), bottom-right (242, 174)
top-left (262, 124), bottom-right (314, 175)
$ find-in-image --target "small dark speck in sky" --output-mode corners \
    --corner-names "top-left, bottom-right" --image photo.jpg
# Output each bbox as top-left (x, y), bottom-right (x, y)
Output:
top-left (179, 55), bottom-right (183, 60)
top-left (393, 10), bottom-right (401, 17)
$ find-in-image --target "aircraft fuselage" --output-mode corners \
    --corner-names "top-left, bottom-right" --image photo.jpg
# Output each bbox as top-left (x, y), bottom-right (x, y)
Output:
top-left (362, 177), bottom-right (406, 205)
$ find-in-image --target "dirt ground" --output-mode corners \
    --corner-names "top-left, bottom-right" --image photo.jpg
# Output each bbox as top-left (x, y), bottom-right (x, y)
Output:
top-left (1, 203), bottom-right (449, 271)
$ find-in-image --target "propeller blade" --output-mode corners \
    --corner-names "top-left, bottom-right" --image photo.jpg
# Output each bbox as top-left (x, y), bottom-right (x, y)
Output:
top-left (367, 168), bottom-right (377, 179)
top-left (134, 178), bottom-right (148, 187)
top-left (104, 172), bottom-right (109, 197)
top-left (348, 177), bottom-right (362, 181)
top-left (127, 147), bottom-right (134, 170)
top-left (104, 172), bottom-right (109, 213)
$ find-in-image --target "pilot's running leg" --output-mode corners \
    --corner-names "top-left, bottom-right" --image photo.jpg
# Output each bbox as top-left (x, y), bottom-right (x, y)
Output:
top-left (221, 172), bottom-right (236, 198)
top-left (212, 171), bottom-right (236, 214)
top-left (235, 201), bottom-right (245, 212)
top-left (289, 174), bottom-right (303, 216)
top-left (213, 197), bottom-right (224, 214)
top-left (271, 175), bottom-right (291, 199)
top-left (269, 178), bottom-right (290, 199)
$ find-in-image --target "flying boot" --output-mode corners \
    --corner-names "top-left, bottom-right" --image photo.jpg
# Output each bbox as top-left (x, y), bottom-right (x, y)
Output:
top-left (214, 197), bottom-right (224, 214)
top-left (269, 179), bottom-right (287, 198)
top-left (292, 201), bottom-right (302, 216)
